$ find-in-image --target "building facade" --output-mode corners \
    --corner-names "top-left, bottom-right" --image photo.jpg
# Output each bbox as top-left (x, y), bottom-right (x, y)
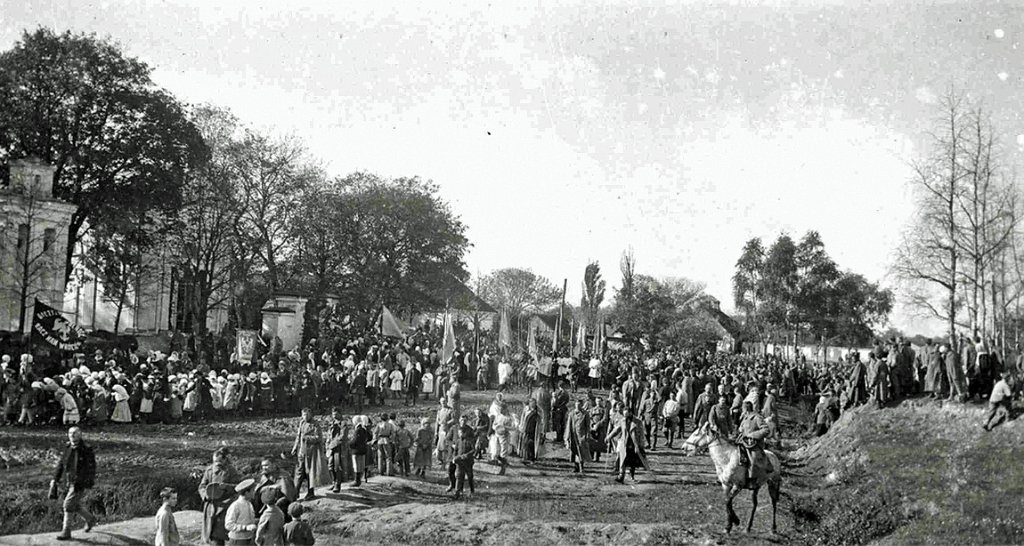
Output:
top-left (0, 158), bottom-right (77, 333)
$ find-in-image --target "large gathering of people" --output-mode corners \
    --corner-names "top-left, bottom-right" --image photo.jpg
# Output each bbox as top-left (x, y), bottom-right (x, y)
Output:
top-left (21, 326), bottom-right (1023, 544)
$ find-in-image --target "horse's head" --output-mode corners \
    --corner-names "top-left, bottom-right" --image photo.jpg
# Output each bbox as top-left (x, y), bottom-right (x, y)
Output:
top-left (683, 423), bottom-right (713, 454)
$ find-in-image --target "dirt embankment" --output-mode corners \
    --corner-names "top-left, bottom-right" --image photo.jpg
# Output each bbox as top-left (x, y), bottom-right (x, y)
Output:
top-left (788, 399), bottom-right (1024, 545)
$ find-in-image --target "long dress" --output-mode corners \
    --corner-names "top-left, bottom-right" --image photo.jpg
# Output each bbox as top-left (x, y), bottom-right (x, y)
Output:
top-left (111, 385), bottom-right (132, 423)
top-left (199, 462), bottom-right (241, 544)
top-left (518, 407), bottom-right (545, 461)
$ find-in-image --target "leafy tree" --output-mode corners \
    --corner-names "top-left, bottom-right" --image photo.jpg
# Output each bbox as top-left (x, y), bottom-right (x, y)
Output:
top-left (760, 234), bottom-right (799, 343)
top-left (230, 131), bottom-right (315, 292)
top-left (795, 231), bottom-right (840, 341)
top-left (580, 261), bottom-right (606, 329)
top-left (168, 106), bottom-right (242, 339)
top-left (611, 275), bottom-right (718, 349)
top-left (830, 273), bottom-right (894, 346)
top-left (732, 237), bottom-right (765, 337)
top-left (330, 173), bottom-right (470, 327)
top-left (0, 28), bottom-right (206, 285)
top-left (618, 247), bottom-right (636, 302)
top-left (478, 268), bottom-right (561, 319)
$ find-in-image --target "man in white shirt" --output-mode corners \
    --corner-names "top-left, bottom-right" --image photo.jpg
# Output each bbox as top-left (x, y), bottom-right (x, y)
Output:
top-left (498, 359), bottom-right (513, 392)
top-left (588, 358), bottom-right (602, 390)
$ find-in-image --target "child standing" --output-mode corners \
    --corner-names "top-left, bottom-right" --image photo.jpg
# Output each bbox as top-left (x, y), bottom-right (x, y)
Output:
top-left (154, 487), bottom-right (179, 546)
top-left (283, 503), bottom-right (315, 546)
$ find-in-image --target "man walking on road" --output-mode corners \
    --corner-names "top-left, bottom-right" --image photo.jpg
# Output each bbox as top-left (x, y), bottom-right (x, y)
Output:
top-left (50, 426), bottom-right (97, 541)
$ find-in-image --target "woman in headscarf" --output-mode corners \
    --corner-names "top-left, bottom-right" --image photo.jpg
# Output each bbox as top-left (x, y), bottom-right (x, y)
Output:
top-left (110, 380), bottom-right (132, 424)
top-left (199, 447), bottom-right (241, 546)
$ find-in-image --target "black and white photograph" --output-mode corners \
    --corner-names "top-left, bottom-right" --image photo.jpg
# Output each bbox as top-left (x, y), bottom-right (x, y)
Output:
top-left (0, 1), bottom-right (1022, 544)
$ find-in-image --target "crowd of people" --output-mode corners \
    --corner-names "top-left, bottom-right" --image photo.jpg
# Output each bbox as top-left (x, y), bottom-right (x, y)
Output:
top-left (25, 328), bottom-right (1024, 544)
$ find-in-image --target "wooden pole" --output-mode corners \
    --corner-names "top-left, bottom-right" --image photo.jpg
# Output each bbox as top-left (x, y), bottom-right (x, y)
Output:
top-left (554, 278), bottom-right (567, 354)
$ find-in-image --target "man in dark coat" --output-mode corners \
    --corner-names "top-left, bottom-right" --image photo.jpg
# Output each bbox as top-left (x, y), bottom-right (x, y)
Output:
top-left (564, 398), bottom-right (591, 473)
top-left (51, 426), bottom-right (96, 541)
top-left (198, 447), bottom-right (241, 545)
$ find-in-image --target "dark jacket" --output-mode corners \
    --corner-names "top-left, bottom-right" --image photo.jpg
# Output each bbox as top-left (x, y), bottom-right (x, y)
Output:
top-left (54, 441), bottom-right (95, 489)
top-left (349, 425), bottom-right (371, 455)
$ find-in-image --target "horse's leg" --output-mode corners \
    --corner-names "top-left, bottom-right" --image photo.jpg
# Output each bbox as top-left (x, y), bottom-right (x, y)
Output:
top-left (724, 485), bottom-right (741, 532)
top-left (769, 480), bottom-right (781, 534)
top-left (746, 486), bottom-right (759, 533)
top-left (724, 485), bottom-right (740, 533)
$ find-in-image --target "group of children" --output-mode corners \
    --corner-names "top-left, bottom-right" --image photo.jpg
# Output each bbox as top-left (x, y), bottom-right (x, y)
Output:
top-left (155, 483), bottom-right (315, 546)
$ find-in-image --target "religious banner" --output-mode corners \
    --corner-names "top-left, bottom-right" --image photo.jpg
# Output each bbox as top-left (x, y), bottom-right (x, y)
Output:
top-left (538, 356), bottom-right (554, 376)
top-left (31, 299), bottom-right (85, 351)
top-left (236, 330), bottom-right (257, 364)
top-left (380, 305), bottom-right (410, 338)
top-left (441, 311), bottom-right (456, 364)
top-left (498, 309), bottom-right (511, 348)
top-left (557, 357), bottom-right (573, 376)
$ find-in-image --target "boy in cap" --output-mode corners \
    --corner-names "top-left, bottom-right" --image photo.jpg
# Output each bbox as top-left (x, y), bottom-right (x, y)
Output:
top-left (225, 478), bottom-right (257, 545)
top-left (282, 503), bottom-right (315, 546)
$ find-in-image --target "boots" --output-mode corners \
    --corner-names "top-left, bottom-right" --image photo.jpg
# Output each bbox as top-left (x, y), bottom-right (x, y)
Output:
top-left (56, 512), bottom-right (74, 540)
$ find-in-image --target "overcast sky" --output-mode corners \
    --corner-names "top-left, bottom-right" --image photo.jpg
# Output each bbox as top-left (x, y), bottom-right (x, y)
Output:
top-left (3, 0), bottom-right (1023, 335)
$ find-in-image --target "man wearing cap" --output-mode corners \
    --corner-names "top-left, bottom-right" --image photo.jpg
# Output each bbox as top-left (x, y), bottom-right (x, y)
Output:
top-left (564, 398), bottom-right (591, 473)
top-left (326, 407), bottom-right (353, 492)
top-left (50, 427), bottom-right (96, 541)
top-left (225, 478), bottom-right (257, 545)
top-left (450, 414), bottom-right (476, 499)
top-left (199, 448), bottom-right (241, 545)
top-left (253, 458), bottom-right (296, 518)
top-left (292, 407), bottom-right (326, 500)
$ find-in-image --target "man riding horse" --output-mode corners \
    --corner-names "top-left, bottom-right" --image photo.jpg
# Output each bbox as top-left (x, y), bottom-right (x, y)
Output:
top-left (737, 401), bottom-right (769, 483)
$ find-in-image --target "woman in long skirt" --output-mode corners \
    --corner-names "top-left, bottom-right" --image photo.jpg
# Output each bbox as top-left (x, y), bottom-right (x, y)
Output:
top-left (110, 382), bottom-right (132, 423)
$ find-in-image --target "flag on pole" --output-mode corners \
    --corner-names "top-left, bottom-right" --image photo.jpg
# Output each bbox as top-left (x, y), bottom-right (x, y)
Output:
top-left (441, 310), bottom-right (456, 365)
top-left (575, 324), bottom-right (586, 357)
top-left (31, 299), bottom-right (85, 351)
top-left (527, 322), bottom-right (538, 361)
top-left (380, 305), bottom-right (410, 338)
top-left (498, 309), bottom-right (511, 348)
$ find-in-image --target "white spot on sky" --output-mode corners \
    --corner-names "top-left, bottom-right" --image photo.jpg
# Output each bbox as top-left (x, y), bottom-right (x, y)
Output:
top-left (834, 69), bottom-right (845, 79)
top-left (995, 29), bottom-right (1005, 38)
top-left (915, 86), bottom-right (938, 104)
top-left (1017, 134), bottom-right (1024, 149)
top-left (653, 67), bottom-right (666, 81)
top-left (638, 102), bottom-right (648, 114)
top-left (998, 72), bottom-right (1009, 81)
top-left (685, 66), bottom-right (698, 76)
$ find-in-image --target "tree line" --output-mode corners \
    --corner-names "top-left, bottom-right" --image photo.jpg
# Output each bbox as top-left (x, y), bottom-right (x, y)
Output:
top-left (733, 231), bottom-right (893, 354)
top-left (0, 29), bottom-right (470, 344)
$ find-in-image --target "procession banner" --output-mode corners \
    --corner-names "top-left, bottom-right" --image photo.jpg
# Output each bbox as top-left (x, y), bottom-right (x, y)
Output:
top-left (498, 309), bottom-right (511, 348)
top-left (31, 299), bottom-right (85, 351)
top-left (441, 311), bottom-right (456, 364)
top-left (538, 356), bottom-right (554, 376)
top-left (236, 330), bottom-right (257, 364)
top-left (381, 305), bottom-right (410, 338)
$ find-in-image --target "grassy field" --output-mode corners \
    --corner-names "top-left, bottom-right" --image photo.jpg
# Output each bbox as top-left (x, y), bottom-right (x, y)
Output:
top-left (2, 388), bottom-right (1020, 545)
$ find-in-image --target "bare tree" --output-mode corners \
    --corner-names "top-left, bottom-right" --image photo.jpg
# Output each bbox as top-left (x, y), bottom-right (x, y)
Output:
top-left (0, 189), bottom-right (68, 332)
top-left (893, 89), bottom-right (970, 347)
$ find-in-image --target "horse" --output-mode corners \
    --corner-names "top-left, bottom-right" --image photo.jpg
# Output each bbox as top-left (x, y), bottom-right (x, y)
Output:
top-left (684, 424), bottom-right (781, 534)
